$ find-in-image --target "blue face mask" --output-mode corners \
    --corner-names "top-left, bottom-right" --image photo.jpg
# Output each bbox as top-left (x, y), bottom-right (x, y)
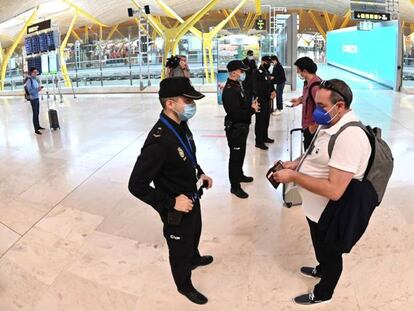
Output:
top-left (239, 72), bottom-right (246, 82)
top-left (313, 104), bottom-right (337, 125)
top-left (176, 103), bottom-right (197, 122)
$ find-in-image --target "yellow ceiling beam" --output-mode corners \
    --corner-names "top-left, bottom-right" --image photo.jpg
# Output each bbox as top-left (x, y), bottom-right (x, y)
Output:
top-left (324, 11), bottom-right (333, 31)
top-left (203, 0), bottom-right (249, 83)
top-left (247, 13), bottom-right (260, 31)
top-left (308, 10), bottom-right (326, 39)
top-left (222, 9), bottom-right (237, 28)
top-left (106, 24), bottom-right (119, 40)
top-left (340, 10), bottom-right (352, 28)
top-left (60, 12), bottom-right (78, 87)
top-left (155, 0), bottom-right (202, 39)
top-left (61, 0), bottom-right (108, 27)
top-left (116, 29), bottom-right (125, 38)
top-left (1, 7), bottom-right (38, 90)
top-left (243, 12), bottom-right (253, 31)
top-left (331, 14), bottom-right (338, 29)
top-left (71, 29), bottom-right (81, 41)
top-left (255, 0), bottom-right (262, 15)
top-left (162, 16), bottom-right (173, 28)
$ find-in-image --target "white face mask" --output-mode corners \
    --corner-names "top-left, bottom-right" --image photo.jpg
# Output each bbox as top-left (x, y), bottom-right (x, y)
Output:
top-left (298, 73), bottom-right (305, 80)
top-left (247, 56), bottom-right (254, 60)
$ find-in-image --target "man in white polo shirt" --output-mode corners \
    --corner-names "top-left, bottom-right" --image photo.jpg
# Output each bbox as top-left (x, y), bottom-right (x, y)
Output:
top-left (273, 79), bottom-right (371, 306)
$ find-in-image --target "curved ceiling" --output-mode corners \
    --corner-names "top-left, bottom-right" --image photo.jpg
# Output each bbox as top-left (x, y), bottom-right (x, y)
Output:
top-left (0, 0), bottom-right (412, 49)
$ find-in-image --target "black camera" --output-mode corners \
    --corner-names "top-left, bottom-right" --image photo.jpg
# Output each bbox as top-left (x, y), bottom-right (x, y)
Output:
top-left (166, 55), bottom-right (180, 69)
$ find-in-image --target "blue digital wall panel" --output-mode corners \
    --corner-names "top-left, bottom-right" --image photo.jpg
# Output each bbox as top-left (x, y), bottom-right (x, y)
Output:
top-left (327, 21), bottom-right (399, 89)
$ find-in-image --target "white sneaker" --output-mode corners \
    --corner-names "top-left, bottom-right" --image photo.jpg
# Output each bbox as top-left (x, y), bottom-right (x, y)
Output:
top-left (272, 110), bottom-right (282, 116)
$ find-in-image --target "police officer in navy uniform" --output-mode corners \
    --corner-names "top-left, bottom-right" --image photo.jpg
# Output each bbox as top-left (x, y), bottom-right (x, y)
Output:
top-left (128, 77), bottom-right (214, 305)
top-left (253, 55), bottom-right (276, 150)
top-left (222, 60), bottom-right (260, 199)
top-left (242, 50), bottom-right (257, 106)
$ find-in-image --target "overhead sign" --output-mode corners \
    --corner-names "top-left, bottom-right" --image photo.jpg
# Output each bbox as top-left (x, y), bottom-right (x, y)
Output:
top-left (353, 11), bottom-right (391, 21)
top-left (255, 19), bottom-right (267, 31)
top-left (27, 20), bottom-right (51, 34)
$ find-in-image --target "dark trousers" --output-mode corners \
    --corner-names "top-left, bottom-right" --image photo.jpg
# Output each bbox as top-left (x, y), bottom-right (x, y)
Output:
top-left (226, 124), bottom-right (249, 187)
top-left (30, 99), bottom-right (40, 130)
top-left (303, 127), bottom-right (315, 151)
top-left (307, 218), bottom-right (343, 300)
top-left (163, 201), bottom-right (202, 292)
top-left (276, 82), bottom-right (285, 110)
top-left (255, 96), bottom-right (271, 145)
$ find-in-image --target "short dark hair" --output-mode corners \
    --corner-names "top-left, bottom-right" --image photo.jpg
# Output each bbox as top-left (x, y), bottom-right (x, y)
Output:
top-left (294, 57), bottom-right (317, 74)
top-left (159, 97), bottom-right (179, 109)
top-left (247, 50), bottom-right (253, 56)
top-left (321, 79), bottom-right (353, 108)
top-left (271, 55), bottom-right (279, 62)
top-left (29, 67), bottom-right (37, 74)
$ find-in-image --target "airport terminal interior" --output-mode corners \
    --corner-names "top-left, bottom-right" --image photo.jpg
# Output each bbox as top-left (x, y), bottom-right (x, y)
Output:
top-left (0, 0), bottom-right (414, 310)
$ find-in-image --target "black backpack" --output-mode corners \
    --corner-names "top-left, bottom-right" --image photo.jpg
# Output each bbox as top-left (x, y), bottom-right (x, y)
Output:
top-left (24, 78), bottom-right (33, 101)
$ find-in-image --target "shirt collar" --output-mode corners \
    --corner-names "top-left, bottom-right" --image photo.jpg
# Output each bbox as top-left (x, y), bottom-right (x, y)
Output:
top-left (322, 110), bottom-right (359, 136)
top-left (160, 111), bottom-right (187, 134)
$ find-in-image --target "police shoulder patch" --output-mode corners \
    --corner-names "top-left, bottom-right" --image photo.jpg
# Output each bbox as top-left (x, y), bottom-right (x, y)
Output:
top-left (152, 126), bottom-right (163, 138)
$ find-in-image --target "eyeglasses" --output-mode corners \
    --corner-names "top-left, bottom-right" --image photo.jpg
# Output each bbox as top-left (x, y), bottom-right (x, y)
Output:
top-left (320, 80), bottom-right (348, 105)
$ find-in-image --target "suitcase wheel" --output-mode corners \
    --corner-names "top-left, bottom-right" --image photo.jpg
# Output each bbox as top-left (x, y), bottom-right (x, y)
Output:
top-left (285, 202), bottom-right (293, 208)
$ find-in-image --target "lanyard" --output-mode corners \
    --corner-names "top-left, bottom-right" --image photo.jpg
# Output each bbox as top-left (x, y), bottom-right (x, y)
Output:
top-left (159, 115), bottom-right (197, 168)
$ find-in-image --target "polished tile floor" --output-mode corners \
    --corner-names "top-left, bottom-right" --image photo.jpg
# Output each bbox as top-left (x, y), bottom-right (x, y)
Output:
top-left (0, 82), bottom-right (413, 311)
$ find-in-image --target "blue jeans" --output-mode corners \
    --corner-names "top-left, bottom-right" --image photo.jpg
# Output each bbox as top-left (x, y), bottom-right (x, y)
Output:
top-left (276, 82), bottom-right (285, 110)
top-left (30, 99), bottom-right (40, 130)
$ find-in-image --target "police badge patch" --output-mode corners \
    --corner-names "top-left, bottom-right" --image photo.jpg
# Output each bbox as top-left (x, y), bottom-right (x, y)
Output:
top-left (177, 147), bottom-right (186, 160)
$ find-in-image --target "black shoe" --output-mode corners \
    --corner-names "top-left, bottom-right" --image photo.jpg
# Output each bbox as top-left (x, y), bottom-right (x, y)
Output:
top-left (240, 175), bottom-right (254, 183)
top-left (300, 266), bottom-right (321, 278)
top-left (192, 255), bottom-right (214, 270)
top-left (293, 292), bottom-right (331, 305)
top-left (178, 288), bottom-right (208, 305)
top-left (35, 130), bottom-right (42, 135)
top-left (38, 127), bottom-right (46, 130)
top-left (255, 144), bottom-right (269, 150)
top-left (264, 138), bottom-right (275, 143)
top-left (231, 187), bottom-right (249, 199)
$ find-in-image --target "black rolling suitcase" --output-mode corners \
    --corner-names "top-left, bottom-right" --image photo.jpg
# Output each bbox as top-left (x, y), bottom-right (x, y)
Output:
top-left (48, 109), bottom-right (60, 130)
top-left (283, 128), bottom-right (304, 208)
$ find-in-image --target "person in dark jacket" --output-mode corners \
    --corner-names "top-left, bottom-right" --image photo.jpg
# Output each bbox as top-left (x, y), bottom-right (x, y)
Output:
top-left (270, 55), bottom-right (286, 116)
top-left (273, 79), bottom-right (371, 306)
top-left (222, 60), bottom-right (260, 199)
top-left (242, 50), bottom-right (257, 106)
top-left (253, 55), bottom-right (276, 150)
top-left (128, 77), bottom-right (214, 305)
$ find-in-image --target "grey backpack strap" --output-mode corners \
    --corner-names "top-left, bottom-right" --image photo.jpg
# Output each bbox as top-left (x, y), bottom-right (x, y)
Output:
top-left (328, 121), bottom-right (366, 157)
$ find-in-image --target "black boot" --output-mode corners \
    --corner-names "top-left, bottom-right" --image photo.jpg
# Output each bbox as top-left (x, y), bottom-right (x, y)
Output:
top-left (178, 288), bottom-right (208, 305)
top-left (255, 144), bottom-right (268, 150)
top-left (192, 255), bottom-right (214, 270)
top-left (231, 186), bottom-right (249, 199)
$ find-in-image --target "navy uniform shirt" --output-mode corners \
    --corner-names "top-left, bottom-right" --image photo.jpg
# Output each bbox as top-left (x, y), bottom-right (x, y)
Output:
top-left (253, 65), bottom-right (275, 98)
top-left (128, 111), bottom-right (204, 216)
top-left (222, 78), bottom-right (255, 124)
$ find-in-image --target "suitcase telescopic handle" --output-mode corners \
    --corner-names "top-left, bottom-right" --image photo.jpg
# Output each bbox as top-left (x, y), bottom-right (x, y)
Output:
top-left (290, 128), bottom-right (304, 135)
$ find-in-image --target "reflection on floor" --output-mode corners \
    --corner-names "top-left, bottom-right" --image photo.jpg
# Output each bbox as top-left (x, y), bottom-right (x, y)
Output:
top-left (0, 86), bottom-right (414, 310)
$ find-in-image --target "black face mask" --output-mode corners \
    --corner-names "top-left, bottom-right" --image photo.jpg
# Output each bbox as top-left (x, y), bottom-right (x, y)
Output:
top-left (263, 63), bottom-right (270, 70)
